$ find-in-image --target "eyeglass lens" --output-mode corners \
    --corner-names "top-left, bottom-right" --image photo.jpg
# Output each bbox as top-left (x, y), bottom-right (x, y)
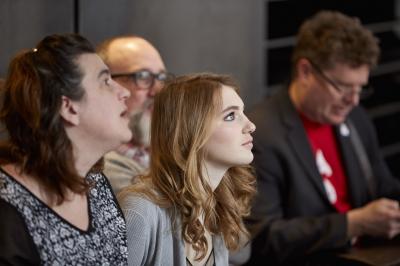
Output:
top-left (310, 61), bottom-right (373, 98)
top-left (134, 71), bottom-right (170, 89)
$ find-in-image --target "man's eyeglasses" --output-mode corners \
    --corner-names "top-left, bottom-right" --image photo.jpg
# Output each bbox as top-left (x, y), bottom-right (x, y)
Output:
top-left (111, 70), bottom-right (174, 90)
top-left (309, 61), bottom-right (373, 99)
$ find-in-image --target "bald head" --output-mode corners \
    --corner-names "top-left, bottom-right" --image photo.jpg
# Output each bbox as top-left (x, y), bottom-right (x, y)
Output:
top-left (98, 36), bottom-right (165, 75)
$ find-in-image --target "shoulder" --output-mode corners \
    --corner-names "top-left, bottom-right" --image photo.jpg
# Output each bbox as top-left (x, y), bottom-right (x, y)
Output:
top-left (121, 194), bottom-right (162, 213)
top-left (0, 197), bottom-right (30, 236)
top-left (248, 89), bottom-right (292, 132)
top-left (248, 96), bottom-right (277, 122)
top-left (0, 198), bottom-right (41, 265)
top-left (249, 90), bottom-right (295, 148)
top-left (0, 197), bottom-right (24, 223)
top-left (249, 88), bottom-right (289, 115)
top-left (120, 194), bottom-right (172, 242)
top-left (86, 172), bottom-right (123, 215)
top-left (104, 151), bottom-right (145, 173)
top-left (103, 151), bottom-right (145, 193)
top-left (0, 168), bottom-right (32, 212)
top-left (120, 194), bottom-right (168, 223)
top-left (347, 106), bottom-right (376, 139)
top-left (348, 106), bottom-right (374, 127)
top-left (87, 172), bottom-right (115, 194)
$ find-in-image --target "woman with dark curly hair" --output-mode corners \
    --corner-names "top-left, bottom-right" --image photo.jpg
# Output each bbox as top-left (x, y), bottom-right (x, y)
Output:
top-left (120, 73), bottom-right (256, 265)
top-left (0, 33), bottom-right (131, 265)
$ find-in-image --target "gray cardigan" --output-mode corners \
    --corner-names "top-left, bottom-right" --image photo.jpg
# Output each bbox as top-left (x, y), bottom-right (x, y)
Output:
top-left (121, 195), bottom-right (229, 266)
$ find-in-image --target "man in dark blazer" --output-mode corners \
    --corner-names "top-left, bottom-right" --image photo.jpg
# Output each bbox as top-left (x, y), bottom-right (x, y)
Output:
top-left (245, 11), bottom-right (400, 266)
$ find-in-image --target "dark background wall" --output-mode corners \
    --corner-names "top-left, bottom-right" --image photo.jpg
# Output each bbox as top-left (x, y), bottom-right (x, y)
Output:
top-left (0, 0), bottom-right (399, 176)
top-left (0, 0), bottom-right (265, 107)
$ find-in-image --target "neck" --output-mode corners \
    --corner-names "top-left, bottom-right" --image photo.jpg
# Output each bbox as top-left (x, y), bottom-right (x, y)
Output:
top-left (65, 127), bottom-right (114, 177)
top-left (74, 159), bottom-right (96, 177)
top-left (202, 163), bottom-right (227, 191)
top-left (289, 81), bottom-right (316, 121)
top-left (71, 141), bottom-right (104, 177)
top-left (289, 81), bottom-right (302, 111)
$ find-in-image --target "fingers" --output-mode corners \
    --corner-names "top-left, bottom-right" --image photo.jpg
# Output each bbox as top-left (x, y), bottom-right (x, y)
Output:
top-left (385, 199), bottom-right (400, 210)
top-left (381, 199), bottom-right (400, 221)
top-left (363, 198), bottom-right (400, 238)
top-left (385, 221), bottom-right (400, 239)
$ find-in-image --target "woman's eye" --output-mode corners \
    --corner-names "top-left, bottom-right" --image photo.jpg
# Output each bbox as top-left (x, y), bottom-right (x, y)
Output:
top-left (224, 112), bottom-right (235, 121)
top-left (104, 78), bottom-right (111, 86)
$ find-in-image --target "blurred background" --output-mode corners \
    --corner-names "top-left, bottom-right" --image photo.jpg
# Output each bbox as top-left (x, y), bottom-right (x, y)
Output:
top-left (0, 0), bottom-right (399, 176)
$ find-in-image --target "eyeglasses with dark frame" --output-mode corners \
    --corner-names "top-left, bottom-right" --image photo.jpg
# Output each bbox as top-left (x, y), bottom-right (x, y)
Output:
top-left (308, 60), bottom-right (374, 99)
top-left (111, 69), bottom-right (174, 90)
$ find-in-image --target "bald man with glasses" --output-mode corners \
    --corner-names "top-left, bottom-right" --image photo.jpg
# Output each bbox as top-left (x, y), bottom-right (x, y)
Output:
top-left (244, 11), bottom-right (400, 266)
top-left (97, 36), bottom-right (172, 193)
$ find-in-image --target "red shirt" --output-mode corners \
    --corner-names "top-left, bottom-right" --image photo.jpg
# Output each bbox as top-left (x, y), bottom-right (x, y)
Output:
top-left (300, 113), bottom-right (351, 213)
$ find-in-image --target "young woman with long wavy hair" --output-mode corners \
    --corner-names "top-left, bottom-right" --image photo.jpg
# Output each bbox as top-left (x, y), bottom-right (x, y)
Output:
top-left (120, 73), bottom-right (256, 266)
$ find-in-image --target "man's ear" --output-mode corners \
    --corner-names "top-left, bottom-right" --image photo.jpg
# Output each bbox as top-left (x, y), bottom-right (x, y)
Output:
top-left (296, 58), bottom-right (313, 81)
top-left (60, 96), bottom-right (80, 125)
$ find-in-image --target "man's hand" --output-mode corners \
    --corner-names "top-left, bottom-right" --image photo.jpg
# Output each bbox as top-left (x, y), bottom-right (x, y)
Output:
top-left (347, 198), bottom-right (400, 239)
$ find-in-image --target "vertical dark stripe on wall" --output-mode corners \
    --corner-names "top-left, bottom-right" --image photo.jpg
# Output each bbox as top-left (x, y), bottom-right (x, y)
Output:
top-left (73, 0), bottom-right (80, 33)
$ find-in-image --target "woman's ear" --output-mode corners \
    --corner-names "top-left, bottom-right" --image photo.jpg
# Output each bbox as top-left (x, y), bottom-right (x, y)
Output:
top-left (60, 96), bottom-right (80, 125)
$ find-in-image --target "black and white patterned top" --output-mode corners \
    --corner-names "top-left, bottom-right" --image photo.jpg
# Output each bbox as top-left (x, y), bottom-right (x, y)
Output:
top-left (0, 168), bottom-right (128, 266)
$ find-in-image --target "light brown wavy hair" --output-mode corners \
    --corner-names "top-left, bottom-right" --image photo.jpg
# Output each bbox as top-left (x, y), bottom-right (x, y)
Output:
top-left (119, 73), bottom-right (256, 260)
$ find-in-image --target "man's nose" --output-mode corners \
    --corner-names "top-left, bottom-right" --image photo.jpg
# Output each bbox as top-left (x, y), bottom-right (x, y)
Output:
top-left (343, 90), bottom-right (360, 106)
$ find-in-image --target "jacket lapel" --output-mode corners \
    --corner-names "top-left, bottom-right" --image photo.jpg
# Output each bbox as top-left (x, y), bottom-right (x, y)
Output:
top-left (278, 91), bottom-right (333, 206)
top-left (334, 122), bottom-right (369, 208)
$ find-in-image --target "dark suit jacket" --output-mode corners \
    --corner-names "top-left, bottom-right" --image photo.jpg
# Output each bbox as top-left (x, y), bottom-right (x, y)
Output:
top-left (245, 88), bottom-right (400, 265)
